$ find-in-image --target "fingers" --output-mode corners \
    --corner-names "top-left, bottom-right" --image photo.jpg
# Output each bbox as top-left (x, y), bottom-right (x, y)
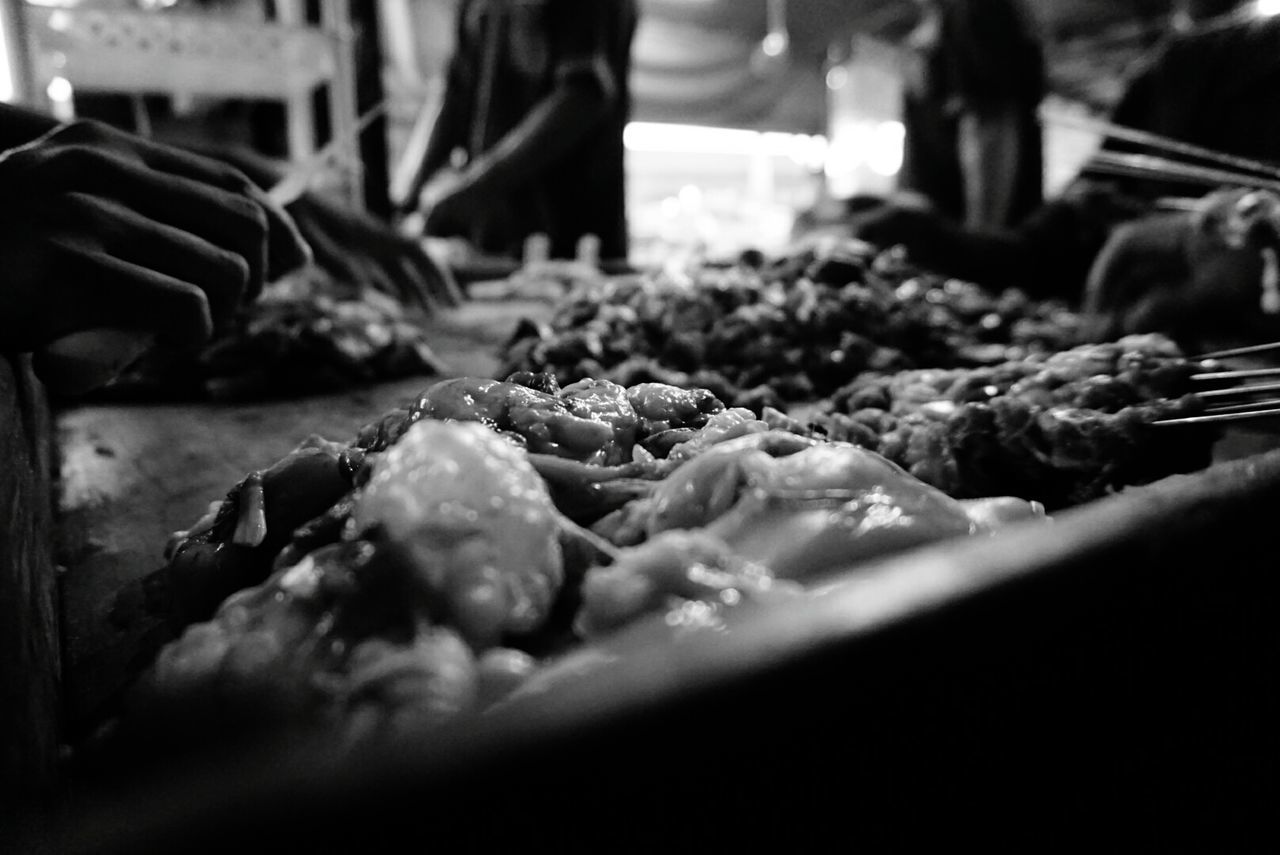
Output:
top-left (402, 238), bottom-right (464, 307)
top-left (289, 194), bottom-right (460, 312)
top-left (294, 213), bottom-right (372, 292)
top-left (138, 142), bottom-right (311, 287)
top-left (46, 240), bottom-right (215, 346)
top-left (357, 253), bottom-right (410, 307)
top-left (392, 254), bottom-right (443, 315)
top-left (251, 183), bottom-right (313, 280)
top-left (66, 194), bottom-right (250, 335)
top-left (47, 121), bottom-right (311, 283)
top-left (46, 153), bottom-right (267, 302)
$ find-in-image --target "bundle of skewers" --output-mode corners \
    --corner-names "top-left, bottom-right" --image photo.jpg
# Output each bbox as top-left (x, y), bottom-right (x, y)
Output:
top-left (1154, 340), bottom-right (1280, 427)
top-left (1044, 111), bottom-right (1280, 202)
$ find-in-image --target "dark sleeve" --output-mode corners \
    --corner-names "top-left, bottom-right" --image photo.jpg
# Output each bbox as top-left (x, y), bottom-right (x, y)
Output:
top-left (1002, 182), bottom-right (1152, 299)
top-left (402, 3), bottom-right (474, 206)
top-left (1105, 46), bottom-right (1172, 152)
top-left (549, 0), bottom-right (624, 103)
top-left (944, 0), bottom-right (1044, 110)
top-left (905, 184), bottom-right (1146, 301)
top-left (1106, 32), bottom-right (1221, 151)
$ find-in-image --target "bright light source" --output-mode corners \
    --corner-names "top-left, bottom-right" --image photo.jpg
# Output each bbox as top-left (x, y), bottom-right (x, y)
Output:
top-left (825, 122), bottom-right (870, 175)
top-left (0, 7), bottom-right (11, 103)
top-left (625, 122), bottom-right (764, 156)
top-left (826, 66), bottom-right (848, 91)
top-left (47, 75), bottom-right (74, 120)
top-left (867, 121), bottom-right (905, 177)
top-left (1256, 0), bottom-right (1280, 15)
top-left (761, 32), bottom-right (788, 58)
top-left (625, 122), bottom-right (828, 165)
top-left (677, 184), bottom-right (703, 209)
top-left (47, 10), bottom-right (72, 32)
top-left (47, 75), bottom-right (72, 103)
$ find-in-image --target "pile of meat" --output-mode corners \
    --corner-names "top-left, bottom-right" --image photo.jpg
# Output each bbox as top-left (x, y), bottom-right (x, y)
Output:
top-left (83, 268), bottom-right (445, 402)
top-left (500, 241), bottom-right (1084, 411)
top-left (91, 355), bottom-right (1214, 767)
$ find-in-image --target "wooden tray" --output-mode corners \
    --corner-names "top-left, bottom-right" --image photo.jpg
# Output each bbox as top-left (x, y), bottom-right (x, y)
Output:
top-left (40, 447), bottom-right (1280, 850)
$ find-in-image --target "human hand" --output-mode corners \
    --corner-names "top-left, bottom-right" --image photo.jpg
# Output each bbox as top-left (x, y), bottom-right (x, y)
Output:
top-left (1083, 193), bottom-right (1279, 342)
top-left (0, 119), bottom-right (310, 358)
top-left (286, 191), bottom-right (464, 311)
top-left (848, 201), bottom-right (951, 255)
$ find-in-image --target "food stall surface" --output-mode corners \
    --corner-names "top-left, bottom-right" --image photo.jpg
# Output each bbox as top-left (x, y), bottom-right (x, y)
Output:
top-left (37, 445), bottom-right (1280, 850)
top-left (55, 299), bottom-right (552, 733)
top-left (44, 283), bottom-right (1280, 826)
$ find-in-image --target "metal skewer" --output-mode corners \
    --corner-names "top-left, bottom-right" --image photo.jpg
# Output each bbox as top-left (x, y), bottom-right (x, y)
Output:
top-left (1193, 340), bottom-right (1280, 361)
top-left (1083, 151), bottom-right (1280, 195)
top-left (1151, 407), bottom-right (1280, 426)
top-left (1191, 367), bottom-right (1280, 382)
top-left (1203, 397), bottom-right (1280, 415)
top-left (1042, 111), bottom-right (1280, 182)
top-left (1195, 381), bottom-right (1280, 400)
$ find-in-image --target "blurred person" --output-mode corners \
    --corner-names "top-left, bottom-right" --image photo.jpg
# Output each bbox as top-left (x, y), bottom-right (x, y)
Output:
top-left (853, 0), bottom-right (1280, 346)
top-left (396, 0), bottom-right (638, 264)
top-left (899, 0), bottom-right (1045, 230)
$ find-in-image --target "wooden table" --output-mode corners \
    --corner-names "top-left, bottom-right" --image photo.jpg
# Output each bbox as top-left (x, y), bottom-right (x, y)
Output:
top-left (55, 299), bottom-right (551, 735)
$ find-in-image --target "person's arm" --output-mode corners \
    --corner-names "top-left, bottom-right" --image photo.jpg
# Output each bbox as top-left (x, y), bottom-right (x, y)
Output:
top-left (398, 48), bottom-right (472, 212)
top-left (422, 0), bottom-right (623, 225)
top-left (851, 187), bottom-right (1128, 301)
top-left (397, 3), bottom-right (475, 214)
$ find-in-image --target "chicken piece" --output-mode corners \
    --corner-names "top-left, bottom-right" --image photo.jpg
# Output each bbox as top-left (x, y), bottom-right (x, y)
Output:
top-left (704, 442), bottom-right (984, 580)
top-left (647, 430), bottom-right (820, 534)
top-left (137, 539), bottom-right (480, 751)
top-left (626, 382), bottom-right (725, 435)
top-left (164, 436), bottom-right (356, 627)
top-left (339, 627), bottom-right (478, 743)
top-left (354, 420), bottom-right (564, 648)
top-left (958, 497), bottom-right (1047, 529)
top-left (581, 440), bottom-right (1042, 640)
top-left (409, 377), bottom-right (614, 461)
top-left (666, 408), bottom-right (769, 461)
top-left (559, 378), bottom-right (640, 465)
top-left (576, 530), bottom-right (801, 640)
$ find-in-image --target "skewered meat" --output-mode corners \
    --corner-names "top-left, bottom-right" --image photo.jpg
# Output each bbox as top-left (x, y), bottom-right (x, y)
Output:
top-left (814, 335), bottom-right (1213, 507)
